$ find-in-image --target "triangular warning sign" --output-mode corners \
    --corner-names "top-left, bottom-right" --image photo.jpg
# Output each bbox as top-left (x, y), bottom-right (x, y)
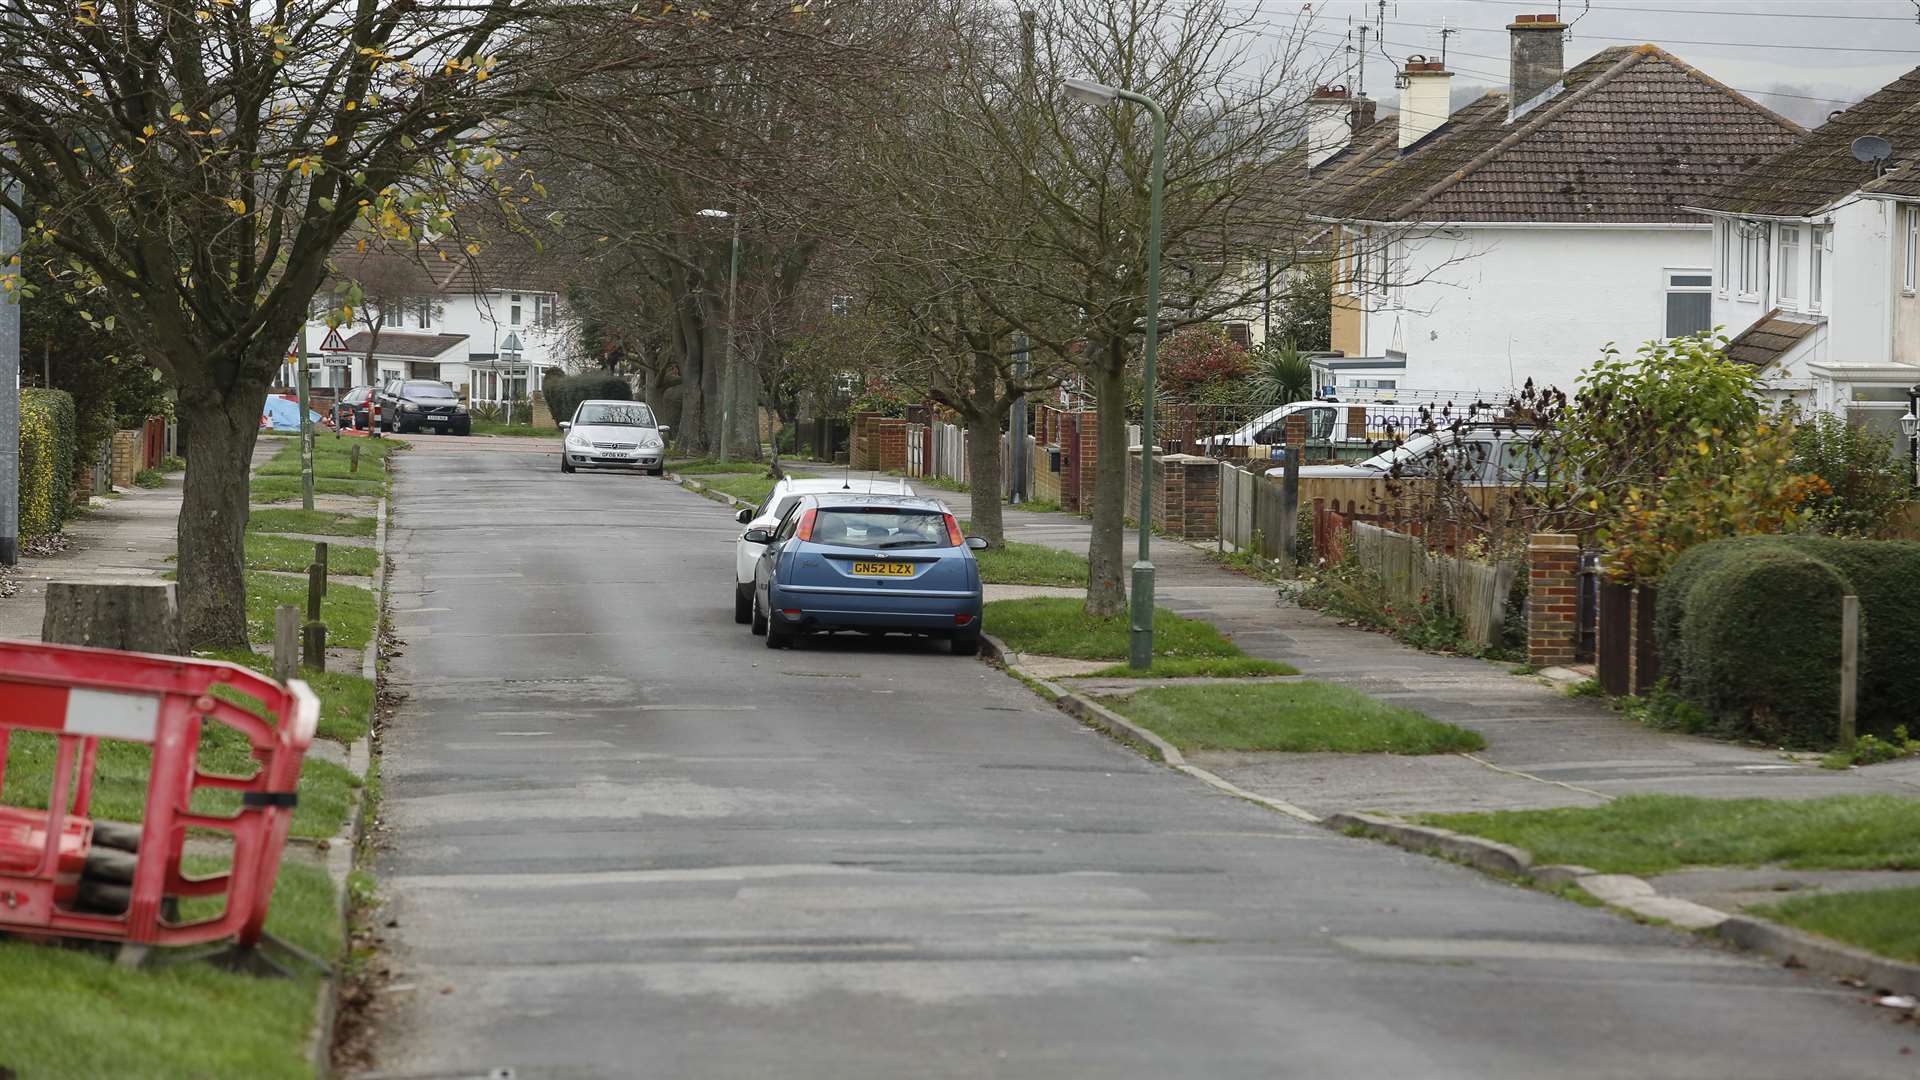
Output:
top-left (319, 326), bottom-right (348, 352)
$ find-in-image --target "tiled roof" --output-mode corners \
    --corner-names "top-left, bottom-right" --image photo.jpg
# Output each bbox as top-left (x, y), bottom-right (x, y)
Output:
top-left (1314, 46), bottom-right (1803, 224)
top-left (329, 233), bottom-right (564, 296)
top-left (1723, 310), bottom-right (1819, 369)
top-left (340, 330), bottom-right (470, 360)
top-left (1694, 67), bottom-right (1920, 217)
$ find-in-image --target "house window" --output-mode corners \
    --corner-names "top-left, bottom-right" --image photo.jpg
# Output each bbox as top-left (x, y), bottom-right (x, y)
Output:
top-left (1737, 220), bottom-right (1764, 298)
top-left (1665, 270), bottom-right (1713, 339)
top-left (510, 293), bottom-right (522, 325)
top-left (1777, 226), bottom-right (1801, 306)
top-left (1225, 322), bottom-right (1251, 349)
top-left (1717, 221), bottom-right (1731, 297)
top-left (1810, 225), bottom-right (1826, 311)
top-left (536, 294), bottom-right (557, 328)
top-left (1907, 207), bottom-right (1918, 292)
top-left (414, 298), bottom-right (434, 329)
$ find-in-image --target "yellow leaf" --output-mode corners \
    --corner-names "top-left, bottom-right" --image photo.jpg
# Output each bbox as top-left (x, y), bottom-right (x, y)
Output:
top-left (1696, 441), bottom-right (1710, 456)
top-left (474, 69), bottom-right (488, 82)
top-left (224, 198), bottom-right (246, 214)
top-left (345, 100), bottom-right (357, 111)
top-left (465, 242), bottom-right (480, 255)
top-left (325, 135), bottom-right (338, 146)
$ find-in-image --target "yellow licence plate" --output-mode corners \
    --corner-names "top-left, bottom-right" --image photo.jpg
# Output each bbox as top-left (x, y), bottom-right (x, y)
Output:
top-left (851, 562), bottom-right (916, 577)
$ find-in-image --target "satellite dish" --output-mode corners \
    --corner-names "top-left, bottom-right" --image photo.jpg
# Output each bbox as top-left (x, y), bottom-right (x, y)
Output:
top-left (1852, 135), bottom-right (1894, 170)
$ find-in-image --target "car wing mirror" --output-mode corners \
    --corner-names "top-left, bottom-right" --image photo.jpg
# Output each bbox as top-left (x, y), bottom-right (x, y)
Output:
top-left (735, 508), bottom-right (753, 524)
top-left (657, 424), bottom-right (671, 436)
top-left (558, 421), bottom-right (571, 431)
top-left (742, 527), bottom-right (774, 544)
top-left (966, 536), bottom-right (989, 550)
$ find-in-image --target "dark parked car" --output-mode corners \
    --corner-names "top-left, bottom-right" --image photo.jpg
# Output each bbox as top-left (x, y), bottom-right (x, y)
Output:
top-left (745, 494), bottom-right (988, 655)
top-left (332, 386), bottom-right (376, 430)
top-left (378, 379), bottom-right (470, 435)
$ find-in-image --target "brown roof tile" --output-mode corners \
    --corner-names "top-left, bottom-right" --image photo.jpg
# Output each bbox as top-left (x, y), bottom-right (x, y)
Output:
top-left (1723, 309), bottom-right (1819, 368)
top-left (1317, 46), bottom-right (1803, 224)
top-left (1694, 67), bottom-right (1920, 217)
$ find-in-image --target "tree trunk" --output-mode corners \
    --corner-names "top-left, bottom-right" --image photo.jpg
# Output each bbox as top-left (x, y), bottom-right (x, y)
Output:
top-left (728, 339), bottom-right (759, 459)
top-left (1085, 344), bottom-right (1128, 617)
top-left (175, 379), bottom-right (266, 647)
top-left (673, 293), bottom-right (706, 452)
top-left (964, 406), bottom-right (1004, 544)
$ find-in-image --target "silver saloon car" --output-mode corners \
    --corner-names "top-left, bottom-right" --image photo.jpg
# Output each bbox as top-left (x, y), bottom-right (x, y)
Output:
top-left (560, 400), bottom-right (669, 475)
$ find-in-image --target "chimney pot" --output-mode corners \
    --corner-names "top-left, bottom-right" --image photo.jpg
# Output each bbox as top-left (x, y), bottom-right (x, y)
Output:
top-left (1509, 15), bottom-right (1567, 120)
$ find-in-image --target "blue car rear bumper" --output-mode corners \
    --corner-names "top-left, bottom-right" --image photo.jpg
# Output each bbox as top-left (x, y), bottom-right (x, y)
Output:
top-left (766, 582), bottom-right (982, 635)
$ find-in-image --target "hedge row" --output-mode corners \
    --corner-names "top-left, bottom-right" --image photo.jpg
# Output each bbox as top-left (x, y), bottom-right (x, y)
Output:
top-left (1656, 535), bottom-right (1920, 747)
top-left (543, 372), bottom-right (632, 429)
top-left (19, 388), bottom-right (77, 538)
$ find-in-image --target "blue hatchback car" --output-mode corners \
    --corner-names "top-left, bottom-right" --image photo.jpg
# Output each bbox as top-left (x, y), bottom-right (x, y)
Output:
top-left (745, 494), bottom-right (988, 654)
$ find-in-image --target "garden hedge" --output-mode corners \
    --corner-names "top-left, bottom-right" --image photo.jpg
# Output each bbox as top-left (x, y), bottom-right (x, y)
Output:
top-left (543, 371), bottom-right (632, 429)
top-left (19, 388), bottom-right (76, 538)
top-left (1657, 535), bottom-right (1920, 747)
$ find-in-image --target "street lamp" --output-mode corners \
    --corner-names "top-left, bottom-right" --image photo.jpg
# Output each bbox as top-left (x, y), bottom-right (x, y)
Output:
top-left (1062, 76), bottom-right (1167, 671)
top-left (699, 207), bottom-right (742, 462)
top-left (500, 331), bottom-right (523, 427)
top-left (1901, 386), bottom-right (1919, 487)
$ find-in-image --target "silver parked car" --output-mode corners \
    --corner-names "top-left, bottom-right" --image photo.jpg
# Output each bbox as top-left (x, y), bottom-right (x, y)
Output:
top-left (560, 400), bottom-right (669, 475)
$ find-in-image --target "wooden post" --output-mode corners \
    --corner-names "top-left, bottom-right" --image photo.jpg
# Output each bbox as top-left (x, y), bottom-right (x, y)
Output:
top-left (302, 543), bottom-right (328, 671)
top-left (273, 604), bottom-right (299, 683)
top-left (350, 444), bottom-right (361, 474)
top-left (1839, 594), bottom-right (1860, 751)
top-left (1279, 451), bottom-right (1301, 565)
top-left (42, 581), bottom-right (183, 653)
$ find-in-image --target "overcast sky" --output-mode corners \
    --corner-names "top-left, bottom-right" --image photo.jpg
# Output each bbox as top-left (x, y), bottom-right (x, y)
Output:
top-left (1288, 0), bottom-right (1920, 127)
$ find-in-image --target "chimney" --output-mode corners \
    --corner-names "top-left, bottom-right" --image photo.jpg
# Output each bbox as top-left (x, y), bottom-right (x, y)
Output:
top-left (1305, 85), bottom-right (1353, 170)
top-left (1397, 56), bottom-right (1453, 149)
top-left (1508, 14), bottom-right (1566, 121)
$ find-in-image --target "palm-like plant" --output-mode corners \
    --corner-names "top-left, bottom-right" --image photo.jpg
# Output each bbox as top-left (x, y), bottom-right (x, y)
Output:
top-left (1249, 340), bottom-right (1315, 406)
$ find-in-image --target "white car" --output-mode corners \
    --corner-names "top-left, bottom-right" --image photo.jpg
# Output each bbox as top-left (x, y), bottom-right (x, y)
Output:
top-left (1264, 425), bottom-right (1543, 485)
top-left (731, 475), bottom-right (915, 622)
top-left (560, 399), bottom-right (668, 475)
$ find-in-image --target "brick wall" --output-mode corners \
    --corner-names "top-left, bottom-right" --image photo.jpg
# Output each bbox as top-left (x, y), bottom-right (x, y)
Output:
top-left (869, 418), bottom-right (910, 472)
top-left (1180, 456), bottom-right (1220, 540)
top-left (110, 429), bottom-right (140, 489)
top-left (1528, 533), bottom-right (1581, 669)
top-left (1124, 451), bottom-right (1221, 540)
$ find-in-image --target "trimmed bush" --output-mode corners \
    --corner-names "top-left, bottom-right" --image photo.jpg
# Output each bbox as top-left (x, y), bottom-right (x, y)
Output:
top-left (19, 388), bottom-right (77, 538)
top-left (543, 371), bottom-right (632, 429)
top-left (1660, 535), bottom-right (1920, 747)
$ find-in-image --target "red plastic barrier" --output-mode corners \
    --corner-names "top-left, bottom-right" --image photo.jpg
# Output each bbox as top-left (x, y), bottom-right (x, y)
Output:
top-left (0, 641), bottom-right (316, 948)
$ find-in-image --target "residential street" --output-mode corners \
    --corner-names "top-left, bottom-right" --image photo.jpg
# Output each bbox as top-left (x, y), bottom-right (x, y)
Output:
top-left (368, 437), bottom-right (1917, 1079)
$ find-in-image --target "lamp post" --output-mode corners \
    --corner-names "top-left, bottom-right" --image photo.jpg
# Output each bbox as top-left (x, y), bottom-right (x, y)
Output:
top-left (699, 208), bottom-right (741, 462)
top-left (500, 331), bottom-right (523, 427)
top-left (1901, 385), bottom-right (1919, 488)
top-left (1063, 77), bottom-right (1166, 671)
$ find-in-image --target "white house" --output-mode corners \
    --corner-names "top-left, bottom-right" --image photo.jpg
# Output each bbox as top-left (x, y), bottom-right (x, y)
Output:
top-left (290, 239), bottom-right (570, 406)
top-left (1687, 66), bottom-right (1920, 454)
top-left (1304, 15), bottom-right (1803, 397)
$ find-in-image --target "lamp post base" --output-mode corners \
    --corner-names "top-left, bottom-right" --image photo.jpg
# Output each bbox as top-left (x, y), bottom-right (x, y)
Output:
top-left (1128, 560), bottom-right (1156, 670)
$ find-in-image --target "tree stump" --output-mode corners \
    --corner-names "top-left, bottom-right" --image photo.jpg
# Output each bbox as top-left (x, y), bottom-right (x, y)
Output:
top-left (41, 580), bottom-right (183, 654)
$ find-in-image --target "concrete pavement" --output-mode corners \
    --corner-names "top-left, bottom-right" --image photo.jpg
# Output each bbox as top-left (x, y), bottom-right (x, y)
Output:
top-left (363, 440), bottom-right (1917, 1078)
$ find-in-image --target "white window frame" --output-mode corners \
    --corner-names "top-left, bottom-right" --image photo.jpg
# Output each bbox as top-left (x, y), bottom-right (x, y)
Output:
top-left (1809, 224), bottom-right (1827, 312)
top-left (1716, 220), bottom-right (1731, 298)
top-left (1777, 225), bottom-right (1801, 307)
top-left (510, 292), bottom-right (523, 326)
top-left (1737, 220), bottom-right (1765, 301)
top-left (1906, 207), bottom-right (1918, 294)
top-left (1663, 268), bottom-right (1713, 340)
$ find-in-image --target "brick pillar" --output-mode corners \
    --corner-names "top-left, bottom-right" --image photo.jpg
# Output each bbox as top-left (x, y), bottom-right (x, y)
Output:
top-left (110, 429), bottom-right (140, 489)
top-left (530, 391), bottom-right (555, 429)
top-left (1179, 456), bottom-right (1220, 540)
top-left (1076, 410), bottom-right (1099, 513)
top-left (1528, 533), bottom-right (1581, 670)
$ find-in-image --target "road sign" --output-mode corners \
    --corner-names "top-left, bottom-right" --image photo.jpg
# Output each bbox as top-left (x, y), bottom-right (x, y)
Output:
top-left (319, 326), bottom-right (348, 353)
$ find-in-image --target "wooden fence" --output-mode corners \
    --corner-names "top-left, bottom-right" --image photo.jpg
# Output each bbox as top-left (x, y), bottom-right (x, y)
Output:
top-left (1347, 522), bottom-right (1519, 648)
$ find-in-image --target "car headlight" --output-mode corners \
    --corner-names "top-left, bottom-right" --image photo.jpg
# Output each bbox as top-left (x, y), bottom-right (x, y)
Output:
top-left (566, 434), bottom-right (590, 448)
top-left (401, 402), bottom-right (420, 413)
top-left (454, 405), bottom-right (468, 415)
top-left (640, 433), bottom-right (664, 449)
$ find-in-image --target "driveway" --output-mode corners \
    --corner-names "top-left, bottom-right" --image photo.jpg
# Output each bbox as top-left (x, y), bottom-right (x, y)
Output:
top-left (366, 442), bottom-right (1918, 1078)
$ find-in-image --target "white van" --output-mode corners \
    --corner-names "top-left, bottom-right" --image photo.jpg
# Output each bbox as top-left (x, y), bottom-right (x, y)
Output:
top-left (1199, 391), bottom-right (1505, 462)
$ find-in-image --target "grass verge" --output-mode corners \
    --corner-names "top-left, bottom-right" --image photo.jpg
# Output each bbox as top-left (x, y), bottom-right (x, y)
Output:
top-left (983, 596), bottom-right (1241, 661)
top-left (1749, 887), bottom-right (1920, 964)
top-left (245, 533), bottom-right (377, 577)
top-left (1080, 656), bottom-right (1299, 679)
top-left (250, 475), bottom-right (384, 504)
top-left (1104, 681), bottom-right (1483, 753)
top-left (1423, 795), bottom-right (1920, 876)
top-left (471, 419), bottom-right (559, 437)
top-left (700, 474), bottom-right (776, 505)
top-left (668, 458), bottom-right (767, 474)
top-left (975, 537), bottom-right (1089, 586)
top-left (245, 572), bottom-right (376, 650)
top-left (247, 507), bottom-right (377, 538)
top-left (0, 860), bottom-right (340, 1079)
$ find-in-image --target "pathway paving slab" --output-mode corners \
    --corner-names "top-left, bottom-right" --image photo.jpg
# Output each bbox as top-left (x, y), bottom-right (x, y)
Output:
top-left (1649, 867), bottom-right (1920, 916)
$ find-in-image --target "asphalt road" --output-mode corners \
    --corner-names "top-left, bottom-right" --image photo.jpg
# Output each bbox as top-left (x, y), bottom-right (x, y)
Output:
top-left (368, 437), bottom-right (1917, 1079)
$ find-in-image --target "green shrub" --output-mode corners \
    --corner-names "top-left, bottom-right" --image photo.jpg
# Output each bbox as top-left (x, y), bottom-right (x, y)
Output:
top-left (1791, 412), bottom-right (1912, 537)
top-left (1660, 536), bottom-right (1920, 747)
top-left (19, 388), bottom-right (77, 537)
top-left (543, 371), bottom-right (632, 430)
